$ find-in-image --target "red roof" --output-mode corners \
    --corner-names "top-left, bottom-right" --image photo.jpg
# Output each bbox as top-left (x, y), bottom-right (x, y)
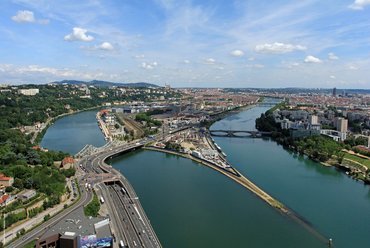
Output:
top-left (32, 145), bottom-right (41, 150)
top-left (0, 195), bottom-right (9, 204)
top-left (0, 173), bottom-right (12, 181)
top-left (62, 157), bottom-right (75, 165)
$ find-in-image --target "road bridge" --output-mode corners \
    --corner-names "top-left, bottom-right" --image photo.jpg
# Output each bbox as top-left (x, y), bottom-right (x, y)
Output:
top-left (210, 130), bottom-right (272, 138)
top-left (78, 139), bottom-right (162, 248)
top-left (257, 102), bottom-right (279, 107)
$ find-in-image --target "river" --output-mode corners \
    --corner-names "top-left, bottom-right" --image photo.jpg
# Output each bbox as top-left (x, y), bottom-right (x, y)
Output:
top-left (41, 103), bottom-right (370, 247)
top-left (41, 110), bottom-right (106, 154)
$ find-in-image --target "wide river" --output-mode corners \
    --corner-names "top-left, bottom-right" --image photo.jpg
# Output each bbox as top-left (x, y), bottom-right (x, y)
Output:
top-left (41, 104), bottom-right (370, 248)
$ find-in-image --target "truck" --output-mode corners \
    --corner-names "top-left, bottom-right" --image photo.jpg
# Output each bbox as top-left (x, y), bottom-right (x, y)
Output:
top-left (119, 240), bottom-right (125, 247)
top-left (100, 196), bottom-right (105, 204)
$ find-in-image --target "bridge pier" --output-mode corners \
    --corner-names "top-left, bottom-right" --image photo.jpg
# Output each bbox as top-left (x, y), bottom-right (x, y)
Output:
top-left (210, 130), bottom-right (271, 138)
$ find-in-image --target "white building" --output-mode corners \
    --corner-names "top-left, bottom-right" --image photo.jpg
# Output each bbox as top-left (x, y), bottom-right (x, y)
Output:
top-left (309, 115), bottom-right (319, 125)
top-left (336, 118), bottom-right (348, 133)
top-left (18, 88), bottom-right (39, 96)
top-left (281, 119), bottom-right (291, 130)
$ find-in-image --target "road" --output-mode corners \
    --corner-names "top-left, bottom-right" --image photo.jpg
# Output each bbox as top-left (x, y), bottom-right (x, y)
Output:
top-left (7, 178), bottom-right (92, 248)
top-left (81, 139), bottom-right (162, 248)
top-left (9, 126), bottom-right (189, 247)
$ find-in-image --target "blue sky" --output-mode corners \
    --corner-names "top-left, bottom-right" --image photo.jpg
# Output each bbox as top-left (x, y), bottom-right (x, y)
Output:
top-left (0, 0), bottom-right (369, 88)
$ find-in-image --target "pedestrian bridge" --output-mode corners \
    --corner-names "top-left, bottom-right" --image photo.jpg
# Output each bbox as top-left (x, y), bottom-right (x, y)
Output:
top-left (210, 130), bottom-right (272, 138)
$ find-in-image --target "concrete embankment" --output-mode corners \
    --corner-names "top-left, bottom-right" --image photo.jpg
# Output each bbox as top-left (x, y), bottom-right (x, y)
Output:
top-left (96, 111), bottom-right (112, 141)
top-left (143, 146), bottom-right (288, 213)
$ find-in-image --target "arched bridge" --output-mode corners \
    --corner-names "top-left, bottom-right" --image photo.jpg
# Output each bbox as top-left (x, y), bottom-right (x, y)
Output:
top-left (257, 102), bottom-right (281, 107)
top-left (210, 130), bottom-right (272, 138)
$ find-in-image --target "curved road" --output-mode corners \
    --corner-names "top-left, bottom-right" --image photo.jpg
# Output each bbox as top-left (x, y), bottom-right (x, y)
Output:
top-left (8, 177), bottom-right (92, 248)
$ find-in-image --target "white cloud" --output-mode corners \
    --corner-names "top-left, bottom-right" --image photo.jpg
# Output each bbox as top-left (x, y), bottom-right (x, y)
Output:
top-left (204, 58), bottom-right (216, 64)
top-left (183, 59), bottom-right (190, 64)
top-left (12, 10), bottom-right (35, 23)
top-left (12, 10), bottom-right (36, 23)
top-left (230, 49), bottom-right (244, 57)
top-left (348, 65), bottom-right (359, 70)
top-left (140, 62), bottom-right (158, 70)
top-left (255, 42), bottom-right (306, 54)
top-left (349, 0), bottom-right (370, 10)
top-left (304, 55), bottom-right (322, 63)
top-left (133, 54), bottom-right (145, 59)
top-left (98, 42), bottom-right (114, 51)
top-left (245, 64), bottom-right (265, 68)
top-left (11, 10), bottom-right (49, 24)
top-left (0, 64), bottom-right (101, 79)
top-left (330, 75), bottom-right (336, 79)
top-left (248, 57), bottom-right (255, 61)
top-left (328, 52), bottom-right (339, 60)
top-left (64, 27), bottom-right (94, 42)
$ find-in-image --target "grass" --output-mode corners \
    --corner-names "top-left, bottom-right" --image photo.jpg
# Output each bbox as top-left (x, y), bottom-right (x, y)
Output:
top-left (344, 153), bottom-right (370, 169)
top-left (83, 191), bottom-right (100, 217)
top-left (23, 240), bottom-right (36, 248)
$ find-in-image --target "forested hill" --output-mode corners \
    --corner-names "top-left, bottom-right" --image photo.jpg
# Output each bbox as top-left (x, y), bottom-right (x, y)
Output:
top-left (53, 80), bottom-right (160, 88)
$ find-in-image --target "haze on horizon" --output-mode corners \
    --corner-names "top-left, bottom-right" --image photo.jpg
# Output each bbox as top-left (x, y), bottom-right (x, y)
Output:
top-left (0, 0), bottom-right (369, 89)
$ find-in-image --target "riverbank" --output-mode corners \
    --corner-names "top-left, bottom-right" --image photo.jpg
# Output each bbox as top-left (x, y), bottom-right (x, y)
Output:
top-left (96, 111), bottom-right (112, 142)
top-left (255, 105), bottom-right (370, 184)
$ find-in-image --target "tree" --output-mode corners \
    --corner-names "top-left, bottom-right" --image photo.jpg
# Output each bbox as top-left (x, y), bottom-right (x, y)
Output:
top-left (5, 186), bottom-right (14, 193)
top-left (10, 178), bottom-right (24, 190)
top-left (43, 214), bottom-right (50, 222)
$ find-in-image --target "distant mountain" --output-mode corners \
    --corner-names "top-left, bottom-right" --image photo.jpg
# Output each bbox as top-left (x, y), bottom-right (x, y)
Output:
top-left (52, 80), bottom-right (160, 88)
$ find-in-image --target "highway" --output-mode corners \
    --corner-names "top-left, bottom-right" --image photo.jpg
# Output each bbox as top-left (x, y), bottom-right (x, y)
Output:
top-left (81, 138), bottom-right (162, 248)
top-left (8, 126), bottom-right (188, 247)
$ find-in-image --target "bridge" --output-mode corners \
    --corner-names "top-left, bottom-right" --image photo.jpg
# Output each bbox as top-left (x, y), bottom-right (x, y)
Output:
top-left (210, 130), bottom-right (272, 138)
top-left (257, 102), bottom-right (281, 107)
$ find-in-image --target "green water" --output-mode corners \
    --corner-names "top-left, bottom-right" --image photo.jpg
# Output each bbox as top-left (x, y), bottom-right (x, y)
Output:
top-left (41, 110), bottom-right (106, 154)
top-left (211, 105), bottom-right (370, 248)
top-left (40, 103), bottom-right (370, 247)
top-left (110, 150), bottom-right (327, 248)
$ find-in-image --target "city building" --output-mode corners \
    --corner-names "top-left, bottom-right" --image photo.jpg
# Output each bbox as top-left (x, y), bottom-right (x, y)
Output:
top-left (281, 119), bottom-right (291, 130)
top-left (0, 194), bottom-right (14, 207)
top-left (18, 189), bottom-right (37, 201)
top-left (336, 117), bottom-right (348, 133)
top-left (332, 87), bottom-right (336, 97)
top-left (36, 233), bottom-right (61, 248)
top-left (61, 157), bottom-right (75, 169)
top-left (309, 115), bottom-right (319, 125)
top-left (18, 88), bottom-right (39, 96)
top-left (60, 232), bottom-right (78, 248)
top-left (0, 173), bottom-right (14, 187)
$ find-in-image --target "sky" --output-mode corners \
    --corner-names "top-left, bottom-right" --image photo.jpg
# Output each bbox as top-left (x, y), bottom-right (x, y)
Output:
top-left (0, 0), bottom-right (369, 88)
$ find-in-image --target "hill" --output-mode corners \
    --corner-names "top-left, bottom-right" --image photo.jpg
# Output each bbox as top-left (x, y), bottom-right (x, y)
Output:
top-left (52, 80), bottom-right (160, 88)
